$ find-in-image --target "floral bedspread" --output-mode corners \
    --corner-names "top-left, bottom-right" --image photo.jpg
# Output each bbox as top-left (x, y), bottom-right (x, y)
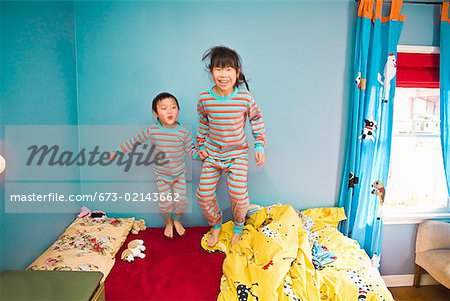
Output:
top-left (28, 217), bottom-right (134, 281)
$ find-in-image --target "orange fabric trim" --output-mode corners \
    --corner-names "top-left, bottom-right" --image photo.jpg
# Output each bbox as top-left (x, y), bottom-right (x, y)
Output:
top-left (374, 0), bottom-right (383, 20)
top-left (377, 0), bottom-right (405, 23)
top-left (358, 0), bottom-right (374, 19)
top-left (390, 0), bottom-right (405, 22)
top-left (442, 2), bottom-right (450, 23)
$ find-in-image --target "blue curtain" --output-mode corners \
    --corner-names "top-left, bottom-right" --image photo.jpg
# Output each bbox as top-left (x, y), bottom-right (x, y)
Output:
top-left (338, 0), bottom-right (404, 262)
top-left (441, 2), bottom-right (450, 195)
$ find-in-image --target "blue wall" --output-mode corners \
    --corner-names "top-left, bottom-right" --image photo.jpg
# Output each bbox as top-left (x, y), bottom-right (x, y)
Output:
top-left (399, 2), bottom-right (441, 46)
top-left (0, 1), bottom-right (79, 270)
top-left (0, 0), bottom-right (441, 275)
top-left (74, 0), bottom-right (355, 225)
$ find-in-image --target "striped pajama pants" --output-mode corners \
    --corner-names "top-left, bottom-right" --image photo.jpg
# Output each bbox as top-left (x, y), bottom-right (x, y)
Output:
top-left (155, 173), bottom-right (187, 219)
top-left (196, 156), bottom-right (249, 228)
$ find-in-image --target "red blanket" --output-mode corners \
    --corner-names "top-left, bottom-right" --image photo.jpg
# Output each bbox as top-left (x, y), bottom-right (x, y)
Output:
top-left (106, 226), bottom-right (225, 301)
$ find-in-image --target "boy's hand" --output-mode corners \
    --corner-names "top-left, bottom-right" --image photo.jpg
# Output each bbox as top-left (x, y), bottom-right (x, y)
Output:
top-left (199, 150), bottom-right (209, 160)
top-left (255, 151), bottom-right (265, 166)
top-left (109, 152), bottom-right (117, 161)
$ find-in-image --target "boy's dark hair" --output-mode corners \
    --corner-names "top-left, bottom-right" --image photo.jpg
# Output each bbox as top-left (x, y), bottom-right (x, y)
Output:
top-left (202, 46), bottom-right (250, 91)
top-left (152, 92), bottom-right (180, 112)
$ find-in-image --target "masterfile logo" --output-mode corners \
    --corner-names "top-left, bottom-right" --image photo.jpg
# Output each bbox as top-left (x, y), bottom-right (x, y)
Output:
top-left (26, 143), bottom-right (169, 172)
top-left (4, 125), bottom-right (197, 214)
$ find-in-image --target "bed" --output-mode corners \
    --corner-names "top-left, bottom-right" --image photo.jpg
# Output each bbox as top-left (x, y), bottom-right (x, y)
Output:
top-left (201, 204), bottom-right (393, 301)
top-left (25, 205), bottom-right (393, 301)
top-left (27, 217), bottom-right (135, 282)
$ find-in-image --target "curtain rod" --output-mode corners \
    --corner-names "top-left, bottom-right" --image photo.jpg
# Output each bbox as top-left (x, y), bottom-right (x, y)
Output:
top-left (355, 0), bottom-right (443, 4)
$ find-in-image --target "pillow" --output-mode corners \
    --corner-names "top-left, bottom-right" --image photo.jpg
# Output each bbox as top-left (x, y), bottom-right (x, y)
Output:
top-left (300, 207), bottom-right (346, 228)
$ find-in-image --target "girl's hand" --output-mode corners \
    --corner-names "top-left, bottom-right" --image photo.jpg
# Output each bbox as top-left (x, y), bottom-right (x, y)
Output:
top-left (199, 150), bottom-right (209, 160)
top-left (255, 151), bottom-right (265, 166)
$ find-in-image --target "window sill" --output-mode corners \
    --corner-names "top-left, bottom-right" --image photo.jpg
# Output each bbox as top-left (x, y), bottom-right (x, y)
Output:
top-left (383, 212), bottom-right (450, 225)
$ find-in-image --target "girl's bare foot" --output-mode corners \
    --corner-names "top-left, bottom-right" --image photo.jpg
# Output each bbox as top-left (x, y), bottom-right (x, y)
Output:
top-left (173, 219), bottom-right (185, 237)
top-left (164, 216), bottom-right (173, 239)
top-left (207, 226), bottom-right (221, 247)
top-left (231, 233), bottom-right (242, 246)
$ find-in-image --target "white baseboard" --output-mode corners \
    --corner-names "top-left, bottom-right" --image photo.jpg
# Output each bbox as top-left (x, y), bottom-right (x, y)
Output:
top-left (382, 274), bottom-right (439, 287)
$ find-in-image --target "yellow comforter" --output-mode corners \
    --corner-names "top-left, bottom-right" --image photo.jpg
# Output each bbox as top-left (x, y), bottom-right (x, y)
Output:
top-left (201, 205), bottom-right (393, 301)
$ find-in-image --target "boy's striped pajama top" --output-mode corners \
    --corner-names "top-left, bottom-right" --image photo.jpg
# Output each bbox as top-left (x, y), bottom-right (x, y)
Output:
top-left (196, 87), bottom-right (266, 230)
top-left (115, 122), bottom-right (199, 219)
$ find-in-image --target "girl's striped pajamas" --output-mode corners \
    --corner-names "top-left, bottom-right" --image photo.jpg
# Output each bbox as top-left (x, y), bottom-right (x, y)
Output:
top-left (115, 122), bottom-right (199, 218)
top-left (196, 87), bottom-right (266, 230)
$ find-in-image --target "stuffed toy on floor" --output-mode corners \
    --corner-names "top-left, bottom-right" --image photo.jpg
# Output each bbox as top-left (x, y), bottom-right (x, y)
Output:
top-left (131, 219), bottom-right (146, 234)
top-left (121, 239), bottom-right (146, 262)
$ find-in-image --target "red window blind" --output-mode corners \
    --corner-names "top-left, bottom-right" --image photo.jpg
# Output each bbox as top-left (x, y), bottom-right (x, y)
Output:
top-left (396, 52), bottom-right (440, 88)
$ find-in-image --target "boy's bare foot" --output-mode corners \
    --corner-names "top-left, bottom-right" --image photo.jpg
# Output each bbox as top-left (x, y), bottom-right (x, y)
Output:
top-left (164, 217), bottom-right (173, 239)
top-left (173, 220), bottom-right (185, 237)
top-left (207, 227), bottom-right (221, 247)
top-left (231, 233), bottom-right (242, 246)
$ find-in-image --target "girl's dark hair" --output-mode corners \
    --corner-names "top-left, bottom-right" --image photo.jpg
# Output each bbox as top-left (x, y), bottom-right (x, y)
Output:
top-left (202, 46), bottom-right (250, 91)
top-left (152, 92), bottom-right (179, 112)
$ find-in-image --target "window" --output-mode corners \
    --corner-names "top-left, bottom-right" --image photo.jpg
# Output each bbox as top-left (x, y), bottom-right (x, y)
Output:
top-left (385, 87), bottom-right (449, 211)
top-left (384, 46), bottom-right (450, 222)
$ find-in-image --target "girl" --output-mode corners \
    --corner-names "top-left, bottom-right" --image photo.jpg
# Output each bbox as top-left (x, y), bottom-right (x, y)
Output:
top-left (196, 46), bottom-right (266, 246)
top-left (113, 92), bottom-right (207, 239)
